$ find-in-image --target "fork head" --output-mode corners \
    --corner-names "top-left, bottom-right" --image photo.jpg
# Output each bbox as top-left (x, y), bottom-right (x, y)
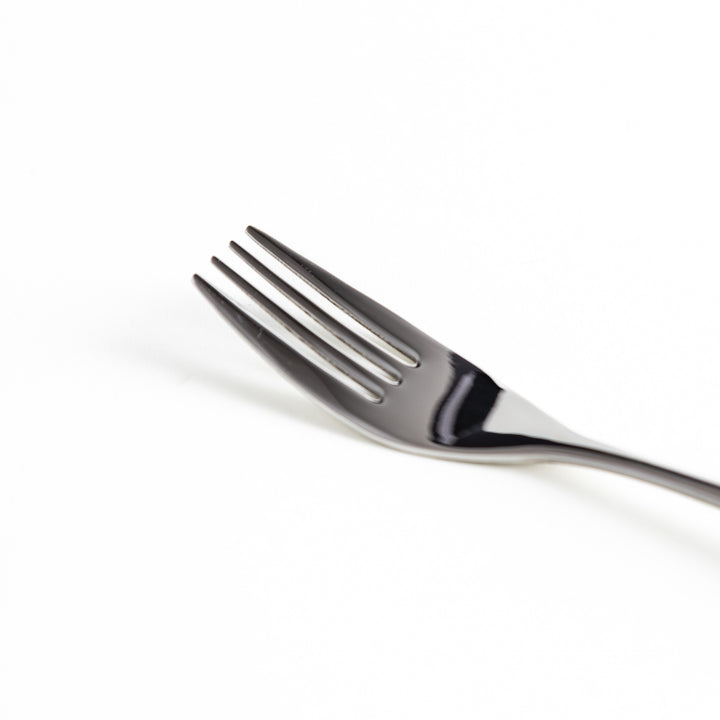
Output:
top-left (194, 227), bottom-right (584, 462)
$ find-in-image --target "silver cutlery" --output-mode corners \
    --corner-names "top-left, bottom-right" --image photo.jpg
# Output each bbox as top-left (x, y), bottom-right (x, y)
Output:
top-left (195, 226), bottom-right (719, 507)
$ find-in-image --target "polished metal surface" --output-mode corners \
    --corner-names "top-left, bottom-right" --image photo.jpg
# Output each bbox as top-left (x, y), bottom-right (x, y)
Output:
top-left (195, 226), bottom-right (720, 507)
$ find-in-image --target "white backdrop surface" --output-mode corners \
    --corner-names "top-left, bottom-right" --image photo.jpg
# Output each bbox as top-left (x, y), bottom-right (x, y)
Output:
top-left (2, 1), bottom-right (720, 718)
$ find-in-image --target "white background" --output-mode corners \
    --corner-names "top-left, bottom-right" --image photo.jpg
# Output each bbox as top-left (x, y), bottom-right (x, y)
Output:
top-left (2, 1), bottom-right (720, 717)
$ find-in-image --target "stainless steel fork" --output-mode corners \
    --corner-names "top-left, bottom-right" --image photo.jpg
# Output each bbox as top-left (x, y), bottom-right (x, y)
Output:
top-left (195, 226), bottom-right (720, 507)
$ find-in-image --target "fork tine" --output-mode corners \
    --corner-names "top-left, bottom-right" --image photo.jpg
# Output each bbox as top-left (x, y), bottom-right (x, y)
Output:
top-left (194, 274), bottom-right (383, 404)
top-left (229, 241), bottom-right (403, 385)
top-left (208, 258), bottom-right (385, 402)
top-left (246, 226), bottom-right (422, 366)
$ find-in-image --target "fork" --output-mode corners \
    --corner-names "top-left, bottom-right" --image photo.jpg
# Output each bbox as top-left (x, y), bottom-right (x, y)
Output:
top-left (194, 226), bottom-right (720, 507)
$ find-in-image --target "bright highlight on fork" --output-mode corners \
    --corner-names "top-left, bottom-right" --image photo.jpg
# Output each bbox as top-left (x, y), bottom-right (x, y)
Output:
top-left (195, 226), bottom-right (719, 507)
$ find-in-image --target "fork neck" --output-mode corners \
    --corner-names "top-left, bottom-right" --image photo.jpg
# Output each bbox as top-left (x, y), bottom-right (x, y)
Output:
top-left (548, 444), bottom-right (720, 508)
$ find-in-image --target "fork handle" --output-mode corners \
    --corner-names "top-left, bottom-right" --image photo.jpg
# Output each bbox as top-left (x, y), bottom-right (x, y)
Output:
top-left (554, 445), bottom-right (720, 507)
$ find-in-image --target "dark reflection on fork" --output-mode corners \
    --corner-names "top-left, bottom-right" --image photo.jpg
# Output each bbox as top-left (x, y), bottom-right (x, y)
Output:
top-left (432, 354), bottom-right (554, 449)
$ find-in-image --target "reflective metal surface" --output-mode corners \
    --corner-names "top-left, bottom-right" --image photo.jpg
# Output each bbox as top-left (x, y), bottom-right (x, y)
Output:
top-left (195, 226), bottom-right (720, 507)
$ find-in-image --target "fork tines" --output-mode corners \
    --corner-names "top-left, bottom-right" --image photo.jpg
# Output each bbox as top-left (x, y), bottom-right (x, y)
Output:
top-left (194, 226), bottom-right (422, 404)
